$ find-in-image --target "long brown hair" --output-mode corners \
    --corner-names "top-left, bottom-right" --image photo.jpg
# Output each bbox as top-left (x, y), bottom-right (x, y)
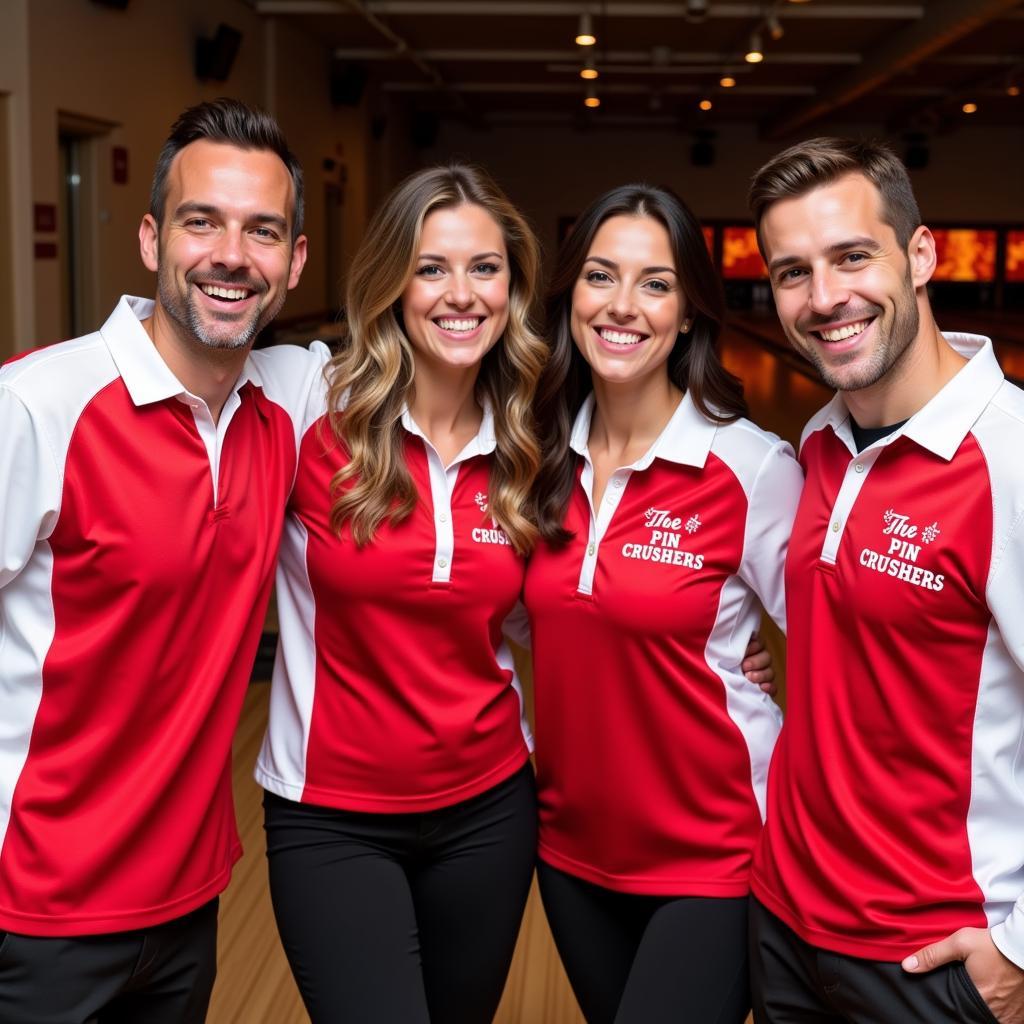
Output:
top-left (326, 164), bottom-right (547, 554)
top-left (533, 183), bottom-right (747, 543)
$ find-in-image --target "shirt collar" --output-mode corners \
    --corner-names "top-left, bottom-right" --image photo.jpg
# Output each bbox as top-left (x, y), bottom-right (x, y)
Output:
top-left (569, 389), bottom-right (718, 470)
top-left (101, 295), bottom-right (262, 408)
top-left (401, 398), bottom-right (497, 460)
top-left (820, 333), bottom-right (1001, 461)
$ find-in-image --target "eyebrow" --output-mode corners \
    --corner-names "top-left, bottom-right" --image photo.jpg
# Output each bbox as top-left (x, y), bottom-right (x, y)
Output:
top-left (172, 202), bottom-right (289, 232)
top-left (767, 236), bottom-right (882, 276)
top-left (416, 251), bottom-right (505, 262)
top-left (584, 255), bottom-right (677, 275)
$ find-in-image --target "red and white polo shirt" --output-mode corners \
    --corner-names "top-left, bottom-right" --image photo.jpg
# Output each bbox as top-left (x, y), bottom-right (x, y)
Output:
top-left (255, 397), bottom-right (532, 813)
top-left (0, 296), bottom-right (325, 936)
top-left (525, 391), bottom-right (802, 895)
top-left (752, 333), bottom-right (1024, 969)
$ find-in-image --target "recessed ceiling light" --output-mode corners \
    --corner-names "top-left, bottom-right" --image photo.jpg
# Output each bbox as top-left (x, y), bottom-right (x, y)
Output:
top-left (745, 33), bottom-right (764, 63)
top-left (720, 75), bottom-right (737, 88)
top-left (699, 99), bottom-right (713, 111)
top-left (962, 102), bottom-right (978, 114)
top-left (576, 12), bottom-right (596, 46)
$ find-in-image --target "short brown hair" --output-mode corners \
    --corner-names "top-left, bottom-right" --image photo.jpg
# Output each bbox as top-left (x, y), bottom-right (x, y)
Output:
top-left (748, 137), bottom-right (921, 250)
top-left (150, 98), bottom-right (304, 240)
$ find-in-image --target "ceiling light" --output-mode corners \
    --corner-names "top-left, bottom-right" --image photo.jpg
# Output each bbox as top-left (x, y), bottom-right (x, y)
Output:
top-left (584, 83), bottom-right (600, 108)
top-left (768, 14), bottom-right (784, 40)
top-left (580, 52), bottom-right (598, 80)
top-left (699, 98), bottom-right (713, 111)
top-left (719, 75), bottom-right (737, 88)
top-left (745, 33), bottom-right (764, 64)
top-left (576, 11), bottom-right (596, 46)
top-left (961, 102), bottom-right (978, 114)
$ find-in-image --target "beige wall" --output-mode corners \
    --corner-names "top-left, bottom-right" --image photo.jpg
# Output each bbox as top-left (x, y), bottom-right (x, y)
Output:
top-left (0, 0), bottom-right (34, 356)
top-left (7, 0), bottom-right (371, 350)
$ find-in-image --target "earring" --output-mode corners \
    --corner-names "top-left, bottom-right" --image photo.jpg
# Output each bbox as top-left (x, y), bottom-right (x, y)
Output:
top-left (680, 319), bottom-right (691, 333)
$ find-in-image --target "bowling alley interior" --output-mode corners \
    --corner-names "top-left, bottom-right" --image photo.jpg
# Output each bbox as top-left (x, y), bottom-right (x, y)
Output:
top-left (2, 1), bottom-right (1023, 1021)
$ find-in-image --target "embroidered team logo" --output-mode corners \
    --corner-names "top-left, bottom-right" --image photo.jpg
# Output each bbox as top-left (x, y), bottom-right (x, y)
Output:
top-left (858, 508), bottom-right (944, 592)
top-left (471, 491), bottom-right (510, 546)
top-left (620, 507), bottom-right (704, 568)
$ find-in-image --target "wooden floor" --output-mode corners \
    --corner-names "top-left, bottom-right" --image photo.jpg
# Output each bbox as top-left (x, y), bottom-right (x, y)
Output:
top-left (207, 316), bottom-right (1023, 1021)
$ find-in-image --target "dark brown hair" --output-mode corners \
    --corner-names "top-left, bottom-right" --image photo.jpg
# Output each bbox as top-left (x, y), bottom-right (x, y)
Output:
top-left (532, 183), bottom-right (747, 543)
top-left (150, 98), bottom-right (304, 239)
top-left (748, 137), bottom-right (920, 251)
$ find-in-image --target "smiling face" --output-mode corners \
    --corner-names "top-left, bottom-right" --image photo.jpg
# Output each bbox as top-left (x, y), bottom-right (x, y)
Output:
top-left (139, 139), bottom-right (306, 350)
top-left (400, 203), bottom-right (510, 379)
top-left (761, 172), bottom-right (933, 393)
top-left (571, 214), bottom-right (688, 390)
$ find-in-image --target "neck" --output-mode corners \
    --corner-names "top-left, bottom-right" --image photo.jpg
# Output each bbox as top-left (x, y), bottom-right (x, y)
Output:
top-left (407, 358), bottom-right (483, 444)
top-left (144, 302), bottom-right (250, 422)
top-left (844, 308), bottom-right (966, 428)
top-left (589, 371), bottom-right (682, 461)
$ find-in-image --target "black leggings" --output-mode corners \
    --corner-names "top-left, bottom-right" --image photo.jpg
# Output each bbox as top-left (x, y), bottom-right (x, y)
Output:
top-left (264, 764), bottom-right (537, 1024)
top-left (537, 861), bottom-right (750, 1024)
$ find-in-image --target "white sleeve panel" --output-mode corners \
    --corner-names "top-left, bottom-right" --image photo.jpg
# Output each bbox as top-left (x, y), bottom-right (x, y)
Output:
top-left (971, 386), bottom-right (1024, 969)
top-left (0, 387), bottom-right (61, 589)
top-left (502, 599), bottom-right (531, 650)
top-left (249, 340), bottom-right (331, 442)
top-left (254, 513), bottom-right (319, 801)
top-left (738, 441), bottom-right (803, 634)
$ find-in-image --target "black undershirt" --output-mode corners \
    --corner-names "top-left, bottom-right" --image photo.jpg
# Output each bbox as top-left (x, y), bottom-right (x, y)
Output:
top-left (850, 417), bottom-right (908, 453)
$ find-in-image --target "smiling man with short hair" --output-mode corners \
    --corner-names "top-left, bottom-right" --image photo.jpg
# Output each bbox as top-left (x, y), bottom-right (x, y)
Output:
top-left (747, 137), bottom-right (1024, 1024)
top-left (0, 99), bottom-right (321, 1022)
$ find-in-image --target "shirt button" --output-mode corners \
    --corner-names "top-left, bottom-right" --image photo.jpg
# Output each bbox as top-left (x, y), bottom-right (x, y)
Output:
top-left (438, 513), bottom-right (448, 523)
top-left (854, 463), bottom-right (865, 473)
top-left (612, 478), bottom-right (624, 488)
top-left (437, 558), bottom-right (448, 568)
top-left (587, 543), bottom-right (595, 556)
top-left (831, 521), bottom-right (840, 533)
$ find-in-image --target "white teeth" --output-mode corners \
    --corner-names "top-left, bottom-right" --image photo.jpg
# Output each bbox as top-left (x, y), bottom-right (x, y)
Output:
top-left (599, 328), bottom-right (644, 346)
top-left (201, 285), bottom-right (250, 301)
top-left (436, 317), bottom-right (481, 332)
top-left (818, 320), bottom-right (870, 342)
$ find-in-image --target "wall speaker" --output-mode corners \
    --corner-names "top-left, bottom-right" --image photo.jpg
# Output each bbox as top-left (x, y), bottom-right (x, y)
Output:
top-left (196, 24), bottom-right (242, 82)
top-left (330, 60), bottom-right (368, 106)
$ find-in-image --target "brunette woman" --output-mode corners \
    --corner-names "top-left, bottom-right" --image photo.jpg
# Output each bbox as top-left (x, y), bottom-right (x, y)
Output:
top-left (526, 184), bottom-right (803, 1024)
top-left (256, 165), bottom-right (547, 1024)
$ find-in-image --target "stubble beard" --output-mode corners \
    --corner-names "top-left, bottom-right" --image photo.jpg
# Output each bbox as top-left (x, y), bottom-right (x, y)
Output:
top-left (800, 267), bottom-right (920, 394)
top-left (157, 263), bottom-right (285, 352)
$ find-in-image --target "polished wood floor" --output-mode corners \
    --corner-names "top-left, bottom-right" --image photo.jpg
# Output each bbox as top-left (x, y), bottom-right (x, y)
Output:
top-left (207, 317), bottom-right (1019, 1021)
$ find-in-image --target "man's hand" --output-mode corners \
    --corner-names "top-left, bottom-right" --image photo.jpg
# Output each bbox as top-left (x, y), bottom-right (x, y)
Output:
top-left (903, 927), bottom-right (1024, 1023)
top-left (742, 632), bottom-right (777, 697)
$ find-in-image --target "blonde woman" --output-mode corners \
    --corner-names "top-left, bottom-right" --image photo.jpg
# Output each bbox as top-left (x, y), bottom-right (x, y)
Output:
top-left (254, 165), bottom-right (547, 1024)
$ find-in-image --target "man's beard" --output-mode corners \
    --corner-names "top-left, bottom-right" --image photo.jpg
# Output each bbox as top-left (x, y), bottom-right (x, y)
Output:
top-left (157, 264), bottom-right (282, 351)
top-left (797, 267), bottom-right (920, 394)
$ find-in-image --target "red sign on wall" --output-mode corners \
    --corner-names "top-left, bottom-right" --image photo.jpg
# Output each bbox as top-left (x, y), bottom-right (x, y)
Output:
top-left (112, 146), bottom-right (129, 185)
top-left (34, 203), bottom-right (57, 233)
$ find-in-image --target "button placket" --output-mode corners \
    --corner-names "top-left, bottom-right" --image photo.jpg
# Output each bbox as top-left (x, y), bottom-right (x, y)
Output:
top-left (819, 450), bottom-right (879, 563)
top-left (423, 447), bottom-right (458, 583)
top-left (576, 467), bottom-right (632, 595)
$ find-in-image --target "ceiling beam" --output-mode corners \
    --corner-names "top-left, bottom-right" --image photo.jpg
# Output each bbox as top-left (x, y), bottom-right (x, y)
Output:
top-left (331, 47), bottom-right (862, 65)
top-left (257, 1), bottom-right (923, 18)
top-left (764, 0), bottom-right (1023, 139)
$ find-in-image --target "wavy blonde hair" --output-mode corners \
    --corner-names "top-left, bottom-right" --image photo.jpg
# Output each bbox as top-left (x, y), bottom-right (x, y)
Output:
top-left (326, 164), bottom-right (547, 554)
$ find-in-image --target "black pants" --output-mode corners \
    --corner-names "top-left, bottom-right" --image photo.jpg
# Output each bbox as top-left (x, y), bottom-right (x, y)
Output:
top-left (0, 898), bottom-right (218, 1024)
top-left (264, 763), bottom-right (537, 1024)
top-left (537, 860), bottom-right (750, 1024)
top-left (749, 897), bottom-right (999, 1023)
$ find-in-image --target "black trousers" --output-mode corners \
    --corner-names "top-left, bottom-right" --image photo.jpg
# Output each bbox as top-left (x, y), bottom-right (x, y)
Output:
top-left (537, 860), bottom-right (751, 1024)
top-left (264, 763), bottom-right (537, 1024)
top-left (0, 898), bottom-right (218, 1024)
top-left (749, 897), bottom-right (998, 1023)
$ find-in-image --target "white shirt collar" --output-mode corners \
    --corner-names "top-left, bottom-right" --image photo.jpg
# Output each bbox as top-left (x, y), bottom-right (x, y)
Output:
top-left (101, 295), bottom-right (262, 408)
top-left (569, 389), bottom-right (719, 470)
top-left (819, 333), bottom-right (1002, 461)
